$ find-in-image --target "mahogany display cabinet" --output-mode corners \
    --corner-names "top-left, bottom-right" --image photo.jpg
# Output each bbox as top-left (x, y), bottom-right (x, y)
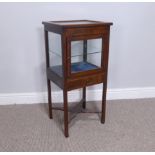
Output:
top-left (42, 20), bottom-right (113, 137)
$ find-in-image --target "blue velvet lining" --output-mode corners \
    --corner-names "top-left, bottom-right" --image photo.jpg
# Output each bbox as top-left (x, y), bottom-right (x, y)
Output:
top-left (51, 62), bottom-right (98, 77)
top-left (71, 62), bottom-right (98, 73)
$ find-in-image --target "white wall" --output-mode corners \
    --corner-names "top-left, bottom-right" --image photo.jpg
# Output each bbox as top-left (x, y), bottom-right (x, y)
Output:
top-left (0, 3), bottom-right (155, 102)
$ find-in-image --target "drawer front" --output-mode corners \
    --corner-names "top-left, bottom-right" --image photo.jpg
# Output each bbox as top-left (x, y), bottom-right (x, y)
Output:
top-left (67, 73), bottom-right (105, 90)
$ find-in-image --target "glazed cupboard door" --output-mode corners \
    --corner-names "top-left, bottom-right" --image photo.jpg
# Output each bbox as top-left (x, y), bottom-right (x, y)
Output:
top-left (67, 34), bottom-right (106, 78)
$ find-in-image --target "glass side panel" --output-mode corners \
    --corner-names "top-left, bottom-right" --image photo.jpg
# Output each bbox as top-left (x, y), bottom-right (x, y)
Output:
top-left (48, 32), bottom-right (63, 77)
top-left (48, 32), bottom-right (62, 56)
top-left (87, 38), bottom-right (102, 53)
top-left (71, 38), bottom-right (102, 73)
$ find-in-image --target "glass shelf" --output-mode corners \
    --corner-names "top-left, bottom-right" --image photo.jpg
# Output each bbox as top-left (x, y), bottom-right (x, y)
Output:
top-left (49, 50), bottom-right (61, 57)
top-left (49, 50), bottom-right (101, 58)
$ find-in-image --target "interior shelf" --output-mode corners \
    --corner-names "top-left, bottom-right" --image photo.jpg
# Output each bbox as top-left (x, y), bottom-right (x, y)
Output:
top-left (50, 61), bottom-right (99, 77)
top-left (49, 50), bottom-right (101, 57)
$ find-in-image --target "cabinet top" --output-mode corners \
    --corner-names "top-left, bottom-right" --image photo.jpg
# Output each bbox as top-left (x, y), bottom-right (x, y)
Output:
top-left (42, 20), bottom-right (113, 28)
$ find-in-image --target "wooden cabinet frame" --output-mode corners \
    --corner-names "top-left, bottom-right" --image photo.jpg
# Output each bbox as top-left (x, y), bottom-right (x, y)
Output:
top-left (43, 20), bottom-right (113, 137)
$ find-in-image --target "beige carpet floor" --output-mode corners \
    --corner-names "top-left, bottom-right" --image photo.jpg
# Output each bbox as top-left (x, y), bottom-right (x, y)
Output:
top-left (0, 99), bottom-right (155, 152)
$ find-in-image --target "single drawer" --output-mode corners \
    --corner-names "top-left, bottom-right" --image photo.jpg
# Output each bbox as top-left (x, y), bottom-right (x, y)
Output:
top-left (67, 73), bottom-right (105, 91)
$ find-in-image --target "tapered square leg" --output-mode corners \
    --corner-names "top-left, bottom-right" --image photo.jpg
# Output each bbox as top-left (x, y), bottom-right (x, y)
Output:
top-left (82, 87), bottom-right (86, 109)
top-left (63, 89), bottom-right (69, 137)
top-left (47, 79), bottom-right (53, 119)
top-left (101, 82), bottom-right (107, 124)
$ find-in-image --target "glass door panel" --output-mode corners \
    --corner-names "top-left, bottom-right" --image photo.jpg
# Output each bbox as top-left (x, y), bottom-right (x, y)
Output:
top-left (71, 38), bottom-right (102, 73)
